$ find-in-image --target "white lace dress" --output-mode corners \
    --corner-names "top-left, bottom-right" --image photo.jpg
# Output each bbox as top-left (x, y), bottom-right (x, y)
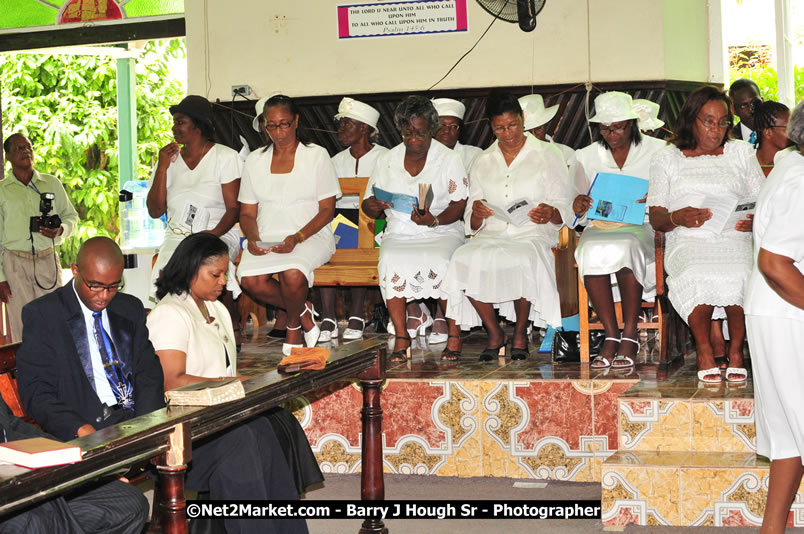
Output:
top-left (444, 135), bottom-right (573, 329)
top-left (365, 140), bottom-right (468, 302)
top-left (647, 141), bottom-right (764, 322)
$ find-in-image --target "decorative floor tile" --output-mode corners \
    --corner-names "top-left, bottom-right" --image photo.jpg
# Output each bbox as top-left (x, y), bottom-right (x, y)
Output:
top-left (619, 400), bottom-right (691, 451)
top-left (691, 401), bottom-right (756, 453)
top-left (602, 466), bottom-right (680, 526)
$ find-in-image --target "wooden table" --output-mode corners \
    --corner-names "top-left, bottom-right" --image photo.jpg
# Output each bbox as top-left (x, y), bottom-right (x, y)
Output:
top-left (0, 339), bottom-right (388, 534)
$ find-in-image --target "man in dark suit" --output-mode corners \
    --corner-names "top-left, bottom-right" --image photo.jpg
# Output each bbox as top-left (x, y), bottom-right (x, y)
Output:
top-left (16, 237), bottom-right (164, 440)
top-left (17, 237), bottom-right (308, 534)
top-left (729, 78), bottom-right (762, 146)
top-left (0, 395), bottom-right (148, 533)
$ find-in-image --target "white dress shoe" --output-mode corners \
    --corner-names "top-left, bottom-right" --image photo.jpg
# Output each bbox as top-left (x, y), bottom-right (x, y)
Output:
top-left (318, 318), bottom-right (338, 342)
top-left (342, 316), bottom-right (365, 340)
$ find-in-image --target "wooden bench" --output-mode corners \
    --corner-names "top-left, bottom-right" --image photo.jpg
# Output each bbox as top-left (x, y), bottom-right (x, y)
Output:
top-left (0, 343), bottom-right (33, 425)
top-left (313, 177), bottom-right (379, 287)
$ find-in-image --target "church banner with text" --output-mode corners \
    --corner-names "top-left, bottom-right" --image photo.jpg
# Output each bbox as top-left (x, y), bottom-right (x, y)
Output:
top-left (337, 0), bottom-right (468, 39)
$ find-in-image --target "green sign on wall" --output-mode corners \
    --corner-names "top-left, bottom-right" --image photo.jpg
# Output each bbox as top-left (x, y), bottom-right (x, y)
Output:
top-left (0, 0), bottom-right (183, 31)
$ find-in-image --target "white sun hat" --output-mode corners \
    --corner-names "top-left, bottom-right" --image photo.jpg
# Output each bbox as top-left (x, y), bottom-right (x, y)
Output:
top-left (632, 98), bottom-right (665, 131)
top-left (518, 94), bottom-right (560, 130)
top-left (588, 92), bottom-right (640, 124)
top-left (431, 98), bottom-right (466, 120)
top-left (251, 95), bottom-right (271, 132)
top-left (334, 97), bottom-right (381, 131)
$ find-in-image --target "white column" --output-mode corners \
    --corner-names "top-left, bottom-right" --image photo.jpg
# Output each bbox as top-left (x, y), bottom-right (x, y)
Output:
top-left (775, 0), bottom-right (795, 107)
top-left (707, 0), bottom-right (728, 85)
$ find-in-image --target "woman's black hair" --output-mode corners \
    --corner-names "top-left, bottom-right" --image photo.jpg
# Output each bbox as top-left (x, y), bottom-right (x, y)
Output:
top-left (485, 89), bottom-right (522, 121)
top-left (595, 119), bottom-right (642, 150)
top-left (669, 85), bottom-right (733, 151)
top-left (753, 99), bottom-right (789, 147)
top-left (187, 116), bottom-right (215, 142)
top-left (260, 94), bottom-right (312, 152)
top-left (155, 233), bottom-right (229, 300)
top-left (393, 95), bottom-right (440, 136)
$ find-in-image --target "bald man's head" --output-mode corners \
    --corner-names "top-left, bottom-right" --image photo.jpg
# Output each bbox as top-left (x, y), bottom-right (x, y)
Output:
top-left (71, 237), bottom-right (125, 312)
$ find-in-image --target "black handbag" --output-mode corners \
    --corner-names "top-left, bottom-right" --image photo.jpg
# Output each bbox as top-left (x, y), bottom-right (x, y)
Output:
top-left (552, 330), bottom-right (580, 363)
top-left (552, 330), bottom-right (608, 363)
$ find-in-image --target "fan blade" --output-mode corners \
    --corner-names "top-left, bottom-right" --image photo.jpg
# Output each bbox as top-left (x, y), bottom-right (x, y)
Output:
top-left (517, 0), bottom-right (537, 32)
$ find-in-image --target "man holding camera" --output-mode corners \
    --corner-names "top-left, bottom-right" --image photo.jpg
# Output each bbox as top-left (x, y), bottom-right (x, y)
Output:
top-left (1, 134), bottom-right (78, 341)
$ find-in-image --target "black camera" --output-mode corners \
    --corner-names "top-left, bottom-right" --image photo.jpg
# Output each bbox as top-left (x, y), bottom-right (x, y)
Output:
top-left (29, 192), bottom-right (62, 233)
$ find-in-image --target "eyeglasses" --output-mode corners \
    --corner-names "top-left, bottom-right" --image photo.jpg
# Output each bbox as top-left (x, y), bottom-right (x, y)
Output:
top-left (80, 274), bottom-right (124, 293)
top-left (599, 124), bottom-right (629, 135)
top-left (264, 121), bottom-right (294, 131)
top-left (491, 123), bottom-right (522, 135)
top-left (696, 117), bottom-right (730, 130)
top-left (401, 129), bottom-right (430, 140)
top-left (438, 124), bottom-right (460, 132)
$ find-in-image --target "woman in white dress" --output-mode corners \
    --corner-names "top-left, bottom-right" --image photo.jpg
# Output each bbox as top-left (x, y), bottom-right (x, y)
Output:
top-left (745, 101), bottom-right (804, 534)
top-left (362, 96), bottom-right (468, 361)
top-left (647, 86), bottom-right (762, 383)
top-left (445, 91), bottom-right (572, 361)
top-left (146, 95), bottom-right (242, 313)
top-left (238, 95), bottom-right (341, 355)
top-left (571, 92), bottom-right (666, 369)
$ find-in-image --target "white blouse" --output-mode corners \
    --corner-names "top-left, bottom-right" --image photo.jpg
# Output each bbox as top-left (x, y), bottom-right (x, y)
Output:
top-left (466, 134), bottom-right (572, 241)
top-left (331, 144), bottom-right (389, 177)
top-left (150, 143), bottom-right (242, 232)
top-left (238, 142), bottom-right (341, 241)
top-left (746, 150), bottom-right (804, 320)
top-left (366, 140), bottom-right (468, 240)
top-left (147, 292), bottom-right (237, 378)
top-left (453, 141), bottom-right (483, 172)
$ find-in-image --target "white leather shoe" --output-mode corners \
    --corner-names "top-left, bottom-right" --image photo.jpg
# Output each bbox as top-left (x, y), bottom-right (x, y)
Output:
top-left (342, 316), bottom-right (365, 340)
top-left (407, 309), bottom-right (434, 338)
top-left (283, 324), bottom-right (303, 356)
top-left (318, 318), bottom-right (338, 342)
top-left (300, 302), bottom-right (321, 347)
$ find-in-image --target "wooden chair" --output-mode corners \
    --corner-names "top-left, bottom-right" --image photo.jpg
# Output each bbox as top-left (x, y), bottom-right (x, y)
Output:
top-left (313, 177), bottom-right (379, 287)
top-left (577, 231), bottom-right (685, 364)
top-left (554, 226), bottom-right (579, 318)
top-left (1, 304), bottom-right (12, 345)
top-left (0, 343), bottom-right (32, 424)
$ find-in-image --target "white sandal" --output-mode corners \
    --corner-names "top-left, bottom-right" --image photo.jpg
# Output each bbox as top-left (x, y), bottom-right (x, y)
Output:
top-left (591, 337), bottom-right (619, 369)
top-left (300, 302), bottom-right (320, 347)
top-left (698, 367), bottom-right (722, 383)
top-left (611, 337), bottom-right (637, 368)
top-left (282, 325), bottom-right (303, 356)
top-left (342, 316), bottom-right (365, 340)
top-left (725, 367), bottom-right (748, 383)
top-left (318, 318), bottom-right (338, 342)
top-left (406, 309), bottom-right (434, 338)
top-left (427, 318), bottom-right (448, 344)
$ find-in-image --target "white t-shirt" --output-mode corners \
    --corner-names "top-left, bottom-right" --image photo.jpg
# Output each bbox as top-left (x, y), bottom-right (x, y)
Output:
top-left (745, 150), bottom-right (804, 320)
top-left (366, 140), bottom-right (468, 239)
top-left (331, 144), bottom-right (388, 209)
top-left (147, 292), bottom-right (237, 378)
top-left (238, 142), bottom-right (341, 241)
top-left (149, 143), bottom-right (241, 234)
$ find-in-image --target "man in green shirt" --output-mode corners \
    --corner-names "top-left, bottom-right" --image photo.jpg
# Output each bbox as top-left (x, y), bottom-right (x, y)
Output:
top-left (1, 134), bottom-right (78, 341)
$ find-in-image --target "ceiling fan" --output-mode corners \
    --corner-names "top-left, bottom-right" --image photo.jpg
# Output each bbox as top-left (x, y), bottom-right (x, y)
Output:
top-left (475, 0), bottom-right (546, 32)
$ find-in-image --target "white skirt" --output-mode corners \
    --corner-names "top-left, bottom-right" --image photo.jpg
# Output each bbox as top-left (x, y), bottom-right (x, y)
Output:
top-left (444, 235), bottom-right (562, 330)
top-left (237, 231), bottom-right (335, 287)
top-left (747, 315), bottom-right (804, 461)
top-left (378, 234), bottom-right (464, 301)
top-left (664, 234), bottom-right (752, 322)
top-left (575, 224), bottom-right (656, 299)
top-left (151, 230), bottom-right (242, 300)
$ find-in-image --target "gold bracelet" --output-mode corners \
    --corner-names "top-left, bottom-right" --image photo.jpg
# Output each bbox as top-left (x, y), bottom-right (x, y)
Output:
top-left (669, 211), bottom-right (679, 227)
top-left (296, 230), bottom-right (305, 242)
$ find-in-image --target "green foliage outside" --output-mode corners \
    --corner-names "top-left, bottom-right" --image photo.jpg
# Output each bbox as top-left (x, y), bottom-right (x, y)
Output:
top-left (729, 47), bottom-right (804, 104)
top-left (1, 39), bottom-right (186, 266)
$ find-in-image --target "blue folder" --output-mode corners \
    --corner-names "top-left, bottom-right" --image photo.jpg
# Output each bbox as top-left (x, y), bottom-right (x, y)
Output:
top-left (586, 172), bottom-right (649, 226)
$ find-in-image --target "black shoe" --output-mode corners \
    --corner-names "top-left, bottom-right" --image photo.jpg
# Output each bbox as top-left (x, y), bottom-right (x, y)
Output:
top-left (267, 328), bottom-right (287, 339)
top-left (510, 347), bottom-right (529, 361)
top-left (479, 339), bottom-right (507, 362)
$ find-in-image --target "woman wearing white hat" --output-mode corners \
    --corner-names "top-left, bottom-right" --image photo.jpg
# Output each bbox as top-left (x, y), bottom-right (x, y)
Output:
top-left (572, 91), bottom-right (666, 369)
top-left (632, 99), bottom-right (665, 137)
top-left (432, 98), bottom-right (483, 172)
top-left (445, 91), bottom-right (572, 361)
top-left (318, 97), bottom-right (389, 342)
top-left (362, 96), bottom-right (467, 362)
top-left (519, 94), bottom-right (576, 166)
top-left (238, 94), bottom-right (342, 355)
top-left (648, 86), bottom-right (761, 383)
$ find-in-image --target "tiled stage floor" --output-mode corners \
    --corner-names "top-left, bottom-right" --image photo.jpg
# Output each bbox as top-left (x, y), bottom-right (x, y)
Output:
top-left (237, 324), bottom-right (793, 528)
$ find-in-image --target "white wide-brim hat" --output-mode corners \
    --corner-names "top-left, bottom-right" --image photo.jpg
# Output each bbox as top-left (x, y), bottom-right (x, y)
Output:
top-left (518, 94), bottom-right (560, 130)
top-left (431, 98), bottom-right (465, 120)
top-left (588, 92), bottom-right (640, 124)
top-left (632, 98), bottom-right (665, 131)
top-left (334, 97), bottom-right (380, 131)
top-left (252, 95), bottom-right (270, 132)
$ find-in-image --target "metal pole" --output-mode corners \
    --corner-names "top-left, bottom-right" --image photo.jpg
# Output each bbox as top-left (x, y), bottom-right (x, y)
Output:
top-left (116, 57), bottom-right (138, 189)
